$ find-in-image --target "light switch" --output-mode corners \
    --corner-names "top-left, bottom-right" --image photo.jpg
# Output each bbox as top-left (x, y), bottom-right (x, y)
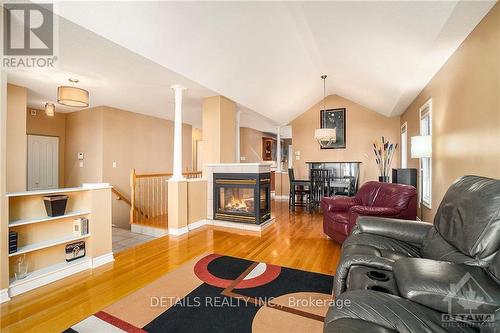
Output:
top-left (79, 161), bottom-right (84, 168)
top-left (295, 155), bottom-right (300, 160)
top-left (78, 152), bottom-right (84, 160)
top-left (112, 161), bottom-right (117, 168)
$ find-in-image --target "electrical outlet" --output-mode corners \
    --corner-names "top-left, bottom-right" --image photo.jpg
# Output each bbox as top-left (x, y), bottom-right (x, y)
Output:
top-left (79, 161), bottom-right (84, 168)
top-left (240, 156), bottom-right (246, 161)
top-left (295, 155), bottom-right (300, 160)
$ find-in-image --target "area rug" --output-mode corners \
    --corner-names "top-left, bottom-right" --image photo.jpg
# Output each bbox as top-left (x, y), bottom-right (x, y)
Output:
top-left (64, 253), bottom-right (334, 333)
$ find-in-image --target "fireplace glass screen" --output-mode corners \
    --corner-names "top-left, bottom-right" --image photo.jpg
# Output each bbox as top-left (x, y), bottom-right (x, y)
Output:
top-left (260, 188), bottom-right (268, 213)
top-left (219, 188), bottom-right (255, 214)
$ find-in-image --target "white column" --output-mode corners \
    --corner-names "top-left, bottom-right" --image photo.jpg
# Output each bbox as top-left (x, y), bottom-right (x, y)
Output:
top-left (235, 110), bottom-right (241, 162)
top-left (171, 84), bottom-right (186, 181)
top-left (276, 126), bottom-right (282, 172)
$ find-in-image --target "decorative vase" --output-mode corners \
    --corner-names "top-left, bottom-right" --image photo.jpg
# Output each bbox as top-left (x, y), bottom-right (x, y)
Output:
top-left (378, 176), bottom-right (390, 183)
top-left (14, 254), bottom-right (28, 280)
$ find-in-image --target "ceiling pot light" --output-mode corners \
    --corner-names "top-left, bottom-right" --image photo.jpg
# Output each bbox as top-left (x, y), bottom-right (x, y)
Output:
top-left (315, 75), bottom-right (336, 148)
top-left (45, 102), bottom-right (55, 116)
top-left (57, 78), bottom-right (89, 107)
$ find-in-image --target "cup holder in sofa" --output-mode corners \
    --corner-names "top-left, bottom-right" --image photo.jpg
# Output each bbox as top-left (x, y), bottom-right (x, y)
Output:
top-left (366, 270), bottom-right (390, 282)
top-left (368, 285), bottom-right (393, 294)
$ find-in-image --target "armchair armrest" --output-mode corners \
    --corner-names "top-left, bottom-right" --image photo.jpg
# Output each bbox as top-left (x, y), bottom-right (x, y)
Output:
top-left (349, 206), bottom-right (399, 216)
top-left (320, 196), bottom-right (358, 213)
top-left (394, 258), bottom-right (500, 314)
top-left (355, 216), bottom-right (433, 246)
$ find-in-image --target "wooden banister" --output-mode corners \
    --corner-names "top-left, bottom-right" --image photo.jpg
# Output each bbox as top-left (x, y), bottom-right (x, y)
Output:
top-left (112, 187), bottom-right (132, 206)
top-left (112, 183), bottom-right (148, 221)
top-left (129, 170), bottom-right (202, 227)
top-left (135, 171), bottom-right (202, 179)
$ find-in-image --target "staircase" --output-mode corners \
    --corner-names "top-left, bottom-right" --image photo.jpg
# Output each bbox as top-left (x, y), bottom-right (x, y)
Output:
top-left (129, 169), bottom-right (202, 236)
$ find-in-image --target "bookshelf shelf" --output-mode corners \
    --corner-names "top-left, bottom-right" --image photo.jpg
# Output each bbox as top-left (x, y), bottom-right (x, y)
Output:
top-left (9, 257), bottom-right (92, 288)
top-left (9, 233), bottom-right (91, 257)
top-left (9, 210), bottom-right (91, 227)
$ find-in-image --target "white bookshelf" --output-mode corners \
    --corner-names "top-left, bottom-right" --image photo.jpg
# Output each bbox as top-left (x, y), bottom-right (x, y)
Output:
top-left (9, 210), bottom-right (91, 227)
top-left (2, 185), bottom-right (114, 302)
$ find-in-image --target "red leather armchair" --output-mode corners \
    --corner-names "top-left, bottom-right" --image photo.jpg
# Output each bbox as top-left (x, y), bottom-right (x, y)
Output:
top-left (320, 181), bottom-right (417, 244)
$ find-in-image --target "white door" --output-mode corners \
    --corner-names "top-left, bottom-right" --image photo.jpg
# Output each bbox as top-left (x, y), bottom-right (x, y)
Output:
top-left (196, 140), bottom-right (204, 172)
top-left (27, 135), bottom-right (59, 191)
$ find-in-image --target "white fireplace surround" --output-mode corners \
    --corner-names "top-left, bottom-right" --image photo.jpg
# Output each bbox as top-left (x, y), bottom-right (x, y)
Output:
top-left (205, 163), bottom-right (271, 222)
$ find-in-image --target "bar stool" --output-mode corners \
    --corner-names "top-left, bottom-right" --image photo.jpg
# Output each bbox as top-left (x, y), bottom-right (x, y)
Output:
top-left (288, 168), bottom-right (310, 211)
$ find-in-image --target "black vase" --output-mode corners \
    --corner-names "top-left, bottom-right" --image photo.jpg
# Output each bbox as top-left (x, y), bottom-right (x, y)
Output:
top-left (379, 176), bottom-right (390, 183)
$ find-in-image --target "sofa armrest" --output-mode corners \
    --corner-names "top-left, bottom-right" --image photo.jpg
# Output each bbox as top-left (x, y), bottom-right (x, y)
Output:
top-left (394, 258), bottom-right (500, 314)
top-left (349, 206), bottom-right (400, 216)
top-left (355, 216), bottom-right (432, 246)
top-left (321, 196), bottom-right (359, 212)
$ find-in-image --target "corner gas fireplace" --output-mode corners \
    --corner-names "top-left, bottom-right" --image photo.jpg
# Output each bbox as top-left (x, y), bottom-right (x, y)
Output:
top-left (213, 172), bottom-right (271, 224)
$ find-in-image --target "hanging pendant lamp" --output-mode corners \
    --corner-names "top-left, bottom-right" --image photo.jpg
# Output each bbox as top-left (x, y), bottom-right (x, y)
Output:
top-left (57, 78), bottom-right (89, 107)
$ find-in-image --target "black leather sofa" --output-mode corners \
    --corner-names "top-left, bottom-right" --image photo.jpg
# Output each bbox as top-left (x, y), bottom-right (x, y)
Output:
top-left (324, 175), bottom-right (500, 333)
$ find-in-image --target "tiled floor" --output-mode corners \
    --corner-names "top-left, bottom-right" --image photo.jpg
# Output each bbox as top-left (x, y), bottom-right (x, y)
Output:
top-left (112, 227), bottom-right (155, 253)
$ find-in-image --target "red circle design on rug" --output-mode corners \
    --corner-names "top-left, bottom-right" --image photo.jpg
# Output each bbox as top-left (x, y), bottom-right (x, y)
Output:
top-left (194, 253), bottom-right (281, 289)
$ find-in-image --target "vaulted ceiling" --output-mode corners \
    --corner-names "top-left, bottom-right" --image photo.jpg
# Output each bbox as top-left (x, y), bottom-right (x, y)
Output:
top-left (55, 1), bottom-right (495, 125)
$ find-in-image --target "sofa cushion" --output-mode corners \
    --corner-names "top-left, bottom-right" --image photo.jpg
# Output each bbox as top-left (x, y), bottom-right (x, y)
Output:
top-left (421, 228), bottom-right (482, 266)
top-left (324, 318), bottom-right (397, 333)
top-left (343, 233), bottom-right (421, 259)
top-left (355, 181), bottom-right (416, 211)
top-left (325, 290), bottom-right (475, 333)
top-left (394, 258), bottom-right (500, 315)
top-left (331, 212), bottom-right (350, 225)
top-left (433, 175), bottom-right (500, 262)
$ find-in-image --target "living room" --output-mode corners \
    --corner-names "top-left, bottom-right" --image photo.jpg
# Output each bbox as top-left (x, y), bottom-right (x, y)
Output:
top-left (1, 1), bottom-right (499, 332)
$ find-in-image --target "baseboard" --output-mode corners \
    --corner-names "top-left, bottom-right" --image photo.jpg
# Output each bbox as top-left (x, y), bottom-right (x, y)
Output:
top-left (9, 258), bottom-right (92, 297)
top-left (168, 225), bottom-right (189, 236)
top-left (188, 219), bottom-right (208, 231)
top-left (206, 217), bottom-right (276, 232)
top-left (0, 288), bottom-right (10, 303)
top-left (92, 253), bottom-right (114, 268)
top-left (131, 224), bottom-right (168, 237)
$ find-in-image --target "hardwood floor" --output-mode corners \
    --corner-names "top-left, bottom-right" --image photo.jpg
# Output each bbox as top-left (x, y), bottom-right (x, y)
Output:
top-left (0, 200), bottom-right (341, 333)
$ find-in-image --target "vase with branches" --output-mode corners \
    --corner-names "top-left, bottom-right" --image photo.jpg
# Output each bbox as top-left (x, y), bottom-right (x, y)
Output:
top-left (373, 136), bottom-right (397, 182)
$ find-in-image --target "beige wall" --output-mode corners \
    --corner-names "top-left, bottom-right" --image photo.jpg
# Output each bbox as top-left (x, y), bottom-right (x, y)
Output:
top-left (6, 84), bottom-right (27, 192)
top-left (290, 94), bottom-right (400, 184)
top-left (187, 179), bottom-right (207, 225)
top-left (202, 96), bottom-right (236, 166)
top-left (192, 128), bottom-right (202, 171)
top-left (240, 127), bottom-right (266, 163)
top-left (219, 97), bottom-right (237, 163)
top-left (274, 171), bottom-right (290, 197)
top-left (65, 106), bottom-right (192, 228)
top-left (26, 109), bottom-right (67, 187)
top-left (400, 3), bottom-right (500, 222)
top-left (65, 107), bottom-right (104, 187)
top-left (100, 106), bottom-right (192, 228)
top-left (1, 72), bottom-right (9, 290)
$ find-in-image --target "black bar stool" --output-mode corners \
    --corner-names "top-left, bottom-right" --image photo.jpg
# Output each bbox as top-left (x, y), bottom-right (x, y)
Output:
top-left (288, 168), bottom-right (310, 211)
